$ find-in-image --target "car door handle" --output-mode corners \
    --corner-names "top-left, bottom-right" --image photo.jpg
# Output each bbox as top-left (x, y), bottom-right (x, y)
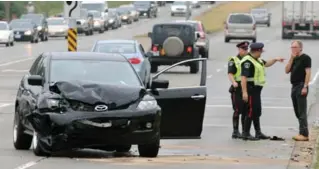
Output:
top-left (191, 95), bottom-right (205, 99)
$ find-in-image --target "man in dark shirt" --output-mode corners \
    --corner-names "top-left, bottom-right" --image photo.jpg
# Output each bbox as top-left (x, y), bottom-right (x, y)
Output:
top-left (285, 40), bottom-right (311, 141)
top-left (228, 41), bottom-right (249, 139)
top-left (241, 43), bottom-right (284, 141)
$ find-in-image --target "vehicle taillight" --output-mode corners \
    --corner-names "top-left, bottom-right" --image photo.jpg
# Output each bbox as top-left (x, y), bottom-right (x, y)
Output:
top-left (282, 21), bottom-right (286, 26)
top-left (129, 57), bottom-right (141, 64)
top-left (200, 32), bottom-right (205, 39)
top-left (253, 24), bottom-right (256, 30)
top-left (187, 47), bottom-right (192, 53)
top-left (152, 45), bottom-right (158, 51)
top-left (314, 21), bottom-right (318, 26)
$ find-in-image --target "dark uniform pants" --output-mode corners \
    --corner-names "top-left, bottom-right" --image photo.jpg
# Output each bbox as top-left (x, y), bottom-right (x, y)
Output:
top-left (229, 84), bottom-right (246, 131)
top-left (244, 86), bottom-right (263, 134)
top-left (291, 83), bottom-right (309, 137)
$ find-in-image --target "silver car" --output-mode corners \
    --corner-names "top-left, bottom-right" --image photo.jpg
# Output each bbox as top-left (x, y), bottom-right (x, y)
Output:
top-left (171, 1), bottom-right (191, 16)
top-left (251, 8), bottom-right (271, 27)
top-left (47, 17), bottom-right (68, 39)
top-left (224, 13), bottom-right (257, 43)
top-left (91, 40), bottom-right (151, 86)
top-left (88, 10), bottom-right (106, 33)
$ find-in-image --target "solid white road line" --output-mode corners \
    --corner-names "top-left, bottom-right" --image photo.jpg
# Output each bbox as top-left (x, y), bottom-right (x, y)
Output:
top-left (206, 104), bottom-right (293, 109)
top-left (1, 69), bottom-right (29, 72)
top-left (0, 57), bottom-right (35, 67)
top-left (14, 161), bottom-right (38, 169)
top-left (0, 103), bottom-right (12, 108)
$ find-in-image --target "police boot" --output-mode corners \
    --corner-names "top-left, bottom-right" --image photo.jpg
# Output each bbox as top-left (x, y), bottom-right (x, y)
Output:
top-left (242, 118), bottom-right (259, 141)
top-left (253, 118), bottom-right (270, 140)
top-left (232, 117), bottom-right (242, 139)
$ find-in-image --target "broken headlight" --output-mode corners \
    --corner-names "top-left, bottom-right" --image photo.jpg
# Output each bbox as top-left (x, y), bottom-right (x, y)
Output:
top-left (46, 99), bottom-right (60, 108)
top-left (137, 100), bottom-right (158, 110)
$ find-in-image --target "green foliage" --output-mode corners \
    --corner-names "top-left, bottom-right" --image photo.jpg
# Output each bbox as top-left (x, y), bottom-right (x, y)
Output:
top-left (108, 1), bottom-right (132, 8)
top-left (0, 1), bottom-right (26, 19)
top-left (33, 1), bottom-right (63, 17)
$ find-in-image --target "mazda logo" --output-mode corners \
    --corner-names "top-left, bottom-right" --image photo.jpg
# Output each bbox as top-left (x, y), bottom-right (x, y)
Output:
top-left (94, 105), bottom-right (108, 112)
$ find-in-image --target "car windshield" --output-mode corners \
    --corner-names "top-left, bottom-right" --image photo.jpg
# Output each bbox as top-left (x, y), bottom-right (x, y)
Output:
top-left (82, 3), bottom-right (104, 12)
top-left (173, 1), bottom-right (186, 5)
top-left (47, 19), bottom-right (66, 25)
top-left (0, 23), bottom-right (8, 30)
top-left (89, 11), bottom-right (101, 18)
top-left (117, 8), bottom-right (129, 15)
top-left (134, 1), bottom-right (150, 7)
top-left (153, 25), bottom-right (193, 37)
top-left (95, 43), bottom-right (136, 53)
top-left (229, 14), bottom-right (253, 24)
top-left (20, 14), bottom-right (42, 24)
top-left (10, 22), bottom-right (33, 29)
top-left (50, 60), bottom-right (141, 86)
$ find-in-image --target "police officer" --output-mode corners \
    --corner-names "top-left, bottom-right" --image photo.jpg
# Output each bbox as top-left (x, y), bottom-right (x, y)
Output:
top-left (240, 43), bottom-right (284, 141)
top-left (228, 41), bottom-right (249, 139)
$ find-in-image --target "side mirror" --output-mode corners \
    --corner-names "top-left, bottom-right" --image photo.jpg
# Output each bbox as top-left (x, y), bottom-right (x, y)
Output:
top-left (105, 9), bottom-right (108, 12)
top-left (145, 51), bottom-right (153, 57)
top-left (147, 32), bottom-right (152, 37)
top-left (28, 75), bottom-right (44, 86)
top-left (196, 32), bottom-right (200, 39)
top-left (151, 79), bottom-right (169, 89)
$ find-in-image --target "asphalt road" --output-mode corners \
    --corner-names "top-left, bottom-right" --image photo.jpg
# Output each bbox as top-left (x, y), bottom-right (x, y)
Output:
top-left (0, 2), bottom-right (318, 169)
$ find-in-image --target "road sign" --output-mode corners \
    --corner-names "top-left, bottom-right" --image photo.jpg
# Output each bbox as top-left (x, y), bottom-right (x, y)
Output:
top-left (68, 28), bottom-right (77, 51)
top-left (64, 1), bottom-right (81, 18)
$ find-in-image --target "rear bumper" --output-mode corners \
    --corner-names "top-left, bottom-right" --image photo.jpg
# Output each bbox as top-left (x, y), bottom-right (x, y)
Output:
top-left (48, 31), bottom-right (67, 37)
top-left (255, 20), bottom-right (269, 24)
top-left (225, 31), bottom-right (256, 39)
top-left (151, 56), bottom-right (196, 66)
top-left (27, 109), bottom-right (161, 152)
top-left (171, 11), bottom-right (187, 15)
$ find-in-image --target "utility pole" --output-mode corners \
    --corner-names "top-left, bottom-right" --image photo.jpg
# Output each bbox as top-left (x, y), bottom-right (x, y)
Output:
top-left (4, 1), bottom-right (11, 21)
top-left (185, 1), bottom-right (191, 20)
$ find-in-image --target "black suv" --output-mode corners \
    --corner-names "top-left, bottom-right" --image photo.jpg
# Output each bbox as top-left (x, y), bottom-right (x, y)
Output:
top-left (20, 14), bottom-right (49, 41)
top-left (148, 23), bottom-right (200, 74)
top-left (134, 1), bottom-right (158, 18)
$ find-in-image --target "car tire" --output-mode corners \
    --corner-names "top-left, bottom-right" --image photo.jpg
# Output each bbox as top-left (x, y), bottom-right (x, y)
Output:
top-left (13, 105), bottom-right (33, 150)
top-left (252, 38), bottom-right (256, 43)
top-left (116, 145), bottom-right (132, 153)
top-left (151, 64), bottom-right (158, 73)
top-left (138, 137), bottom-right (160, 158)
top-left (224, 38), bottom-right (230, 43)
top-left (267, 23), bottom-right (270, 27)
top-left (190, 62), bottom-right (199, 74)
top-left (35, 38), bottom-right (39, 43)
top-left (10, 41), bottom-right (14, 46)
top-left (32, 131), bottom-right (50, 157)
top-left (171, 13), bottom-right (174, 16)
top-left (6, 43), bottom-right (9, 47)
top-left (99, 28), bottom-right (104, 34)
top-left (30, 39), bottom-right (34, 43)
top-left (90, 29), bottom-right (94, 35)
top-left (85, 31), bottom-right (90, 36)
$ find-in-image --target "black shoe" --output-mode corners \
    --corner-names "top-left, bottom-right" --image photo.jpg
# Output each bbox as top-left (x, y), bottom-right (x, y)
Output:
top-left (255, 132), bottom-right (270, 140)
top-left (242, 133), bottom-right (260, 141)
top-left (232, 130), bottom-right (242, 139)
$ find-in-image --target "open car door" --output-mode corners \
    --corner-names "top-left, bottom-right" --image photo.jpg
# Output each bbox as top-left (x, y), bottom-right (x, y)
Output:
top-left (150, 58), bottom-right (207, 139)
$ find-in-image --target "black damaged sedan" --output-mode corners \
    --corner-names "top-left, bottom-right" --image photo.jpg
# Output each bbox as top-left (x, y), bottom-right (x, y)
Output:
top-left (13, 52), bottom-right (207, 158)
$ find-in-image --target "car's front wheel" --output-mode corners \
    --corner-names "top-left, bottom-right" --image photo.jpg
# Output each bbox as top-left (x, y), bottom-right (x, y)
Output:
top-left (32, 131), bottom-right (50, 156)
top-left (13, 106), bottom-right (33, 150)
top-left (138, 137), bottom-right (160, 158)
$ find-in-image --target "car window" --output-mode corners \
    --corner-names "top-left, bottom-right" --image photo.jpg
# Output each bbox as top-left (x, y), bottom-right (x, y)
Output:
top-left (96, 43), bottom-right (136, 53)
top-left (228, 14), bottom-right (253, 24)
top-left (50, 60), bottom-right (142, 86)
top-left (29, 55), bottom-right (43, 75)
top-left (173, 1), bottom-right (186, 5)
top-left (154, 25), bottom-right (192, 36)
top-left (36, 56), bottom-right (47, 77)
top-left (0, 23), bottom-right (8, 30)
top-left (251, 9), bottom-right (267, 14)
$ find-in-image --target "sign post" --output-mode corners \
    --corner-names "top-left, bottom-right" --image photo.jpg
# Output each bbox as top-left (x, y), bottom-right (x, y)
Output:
top-left (185, 1), bottom-right (191, 20)
top-left (64, 1), bottom-right (80, 52)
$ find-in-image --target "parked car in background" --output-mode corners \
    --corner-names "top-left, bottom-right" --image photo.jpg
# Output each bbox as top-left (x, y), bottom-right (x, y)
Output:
top-left (77, 8), bottom-right (94, 36)
top-left (134, 1), bottom-right (158, 18)
top-left (0, 21), bottom-right (14, 47)
top-left (122, 6), bottom-right (140, 22)
top-left (20, 13), bottom-right (48, 42)
top-left (117, 7), bottom-right (134, 24)
top-left (157, 1), bottom-right (166, 6)
top-left (191, 1), bottom-right (201, 8)
top-left (251, 8), bottom-right (271, 27)
top-left (107, 9), bottom-right (122, 29)
top-left (88, 10), bottom-right (107, 33)
top-left (47, 18), bottom-right (68, 39)
top-left (10, 19), bottom-right (39, 43)
top-left (91, 40), bottom-right (152, 86)
top-left (224, 13), bottom-right (257, 43)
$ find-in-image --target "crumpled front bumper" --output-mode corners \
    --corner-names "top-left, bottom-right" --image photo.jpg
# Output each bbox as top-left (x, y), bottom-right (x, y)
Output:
top-left (27, 109), bottom-right (160, 152)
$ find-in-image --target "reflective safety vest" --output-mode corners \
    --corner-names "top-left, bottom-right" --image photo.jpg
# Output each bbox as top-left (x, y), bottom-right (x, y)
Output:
top-left (228, 56), bottom-right (242, 81)
top-left (240, 55), bottom-right (266, 86)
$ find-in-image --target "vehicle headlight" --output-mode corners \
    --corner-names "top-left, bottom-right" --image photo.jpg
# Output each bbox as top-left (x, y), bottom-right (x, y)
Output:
top-left (37, 26), bottom-right (42, 31)
top-left (123, 16), bottom-right (127, 19)
top-left (108, 19), bottom-right (114, 23)
top-left (46, 99), bottom-right (60, 109)
top-left (137, 100), bottom-right (158, 110)
top-left (24, 30), bottom-right (32, 35)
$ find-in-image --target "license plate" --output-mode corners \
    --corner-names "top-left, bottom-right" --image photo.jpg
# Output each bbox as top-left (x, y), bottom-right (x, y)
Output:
top-left (235, 29), bottom-right (245, 32)
top-left (15, 34), bottom-right (21, 38)
top-left (299, 23), bottom-right (306, 26)
top-left (80, 120), bottom-right (112, 128)
top-left (152, 51), bottom-right (159, 56)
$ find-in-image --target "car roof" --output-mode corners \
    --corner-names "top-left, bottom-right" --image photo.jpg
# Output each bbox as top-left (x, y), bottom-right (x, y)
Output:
top-left (0, 21), bottom-right (8, 24)
top-left (229, 13), bottom-right (252, 16)
top-left (96, 39), bottom-right (137, 44)
top-left (153, 22), bottom-right (194, 27)
top-left (47, 17), bottom-right (64, 20)
top-left (48, 52), bottom-right (129, 62)
top-left (174, 20), bottom-right (201, 24)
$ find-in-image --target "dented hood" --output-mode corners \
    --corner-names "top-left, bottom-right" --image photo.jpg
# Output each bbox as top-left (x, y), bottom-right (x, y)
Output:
top-left (52, 80), bottom-right (145, 106)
